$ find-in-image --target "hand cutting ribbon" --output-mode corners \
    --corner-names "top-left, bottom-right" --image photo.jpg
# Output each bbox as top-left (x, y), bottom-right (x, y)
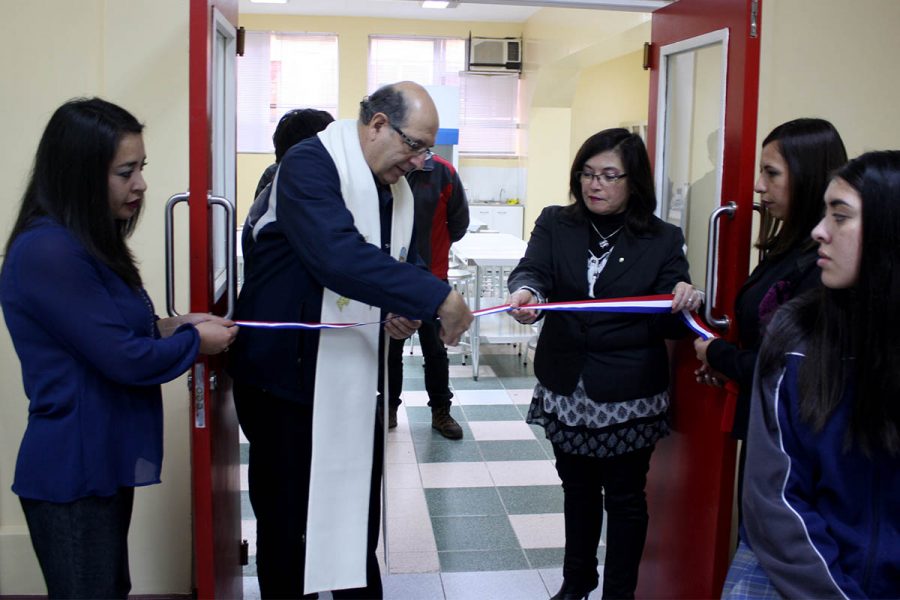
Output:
top-left (234, 294), bottom-right (717, 341)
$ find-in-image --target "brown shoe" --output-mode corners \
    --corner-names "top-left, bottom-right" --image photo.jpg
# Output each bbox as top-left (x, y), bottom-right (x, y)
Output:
top-left (388, 405), bottom-right (398, 429)
top-left (431, 406), bottom-right (463, 440)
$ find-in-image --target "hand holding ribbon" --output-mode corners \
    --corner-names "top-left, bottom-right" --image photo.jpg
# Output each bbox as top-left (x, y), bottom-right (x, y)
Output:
top-left (384, 313), bottom-right (420, 341)
top-left (509, 288), bottom-right (539, 325)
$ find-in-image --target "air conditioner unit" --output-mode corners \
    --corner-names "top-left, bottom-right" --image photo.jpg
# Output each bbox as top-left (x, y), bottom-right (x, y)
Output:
top-left (467, 36), bottom-right (522, 73)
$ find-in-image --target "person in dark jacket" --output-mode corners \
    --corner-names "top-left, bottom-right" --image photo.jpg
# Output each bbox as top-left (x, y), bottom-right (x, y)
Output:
top-left (242, 108), bottom-right (334, 258)
top-left (0, 97), bottom-right (236, 599)
top-left (722, 150), bottom-right (900, 600)
top-left (693, 118), bottom-right (847, 510)
top-left (228, 82), bottom-right (472, 599)
top-left (255, 108), bottom-right (335, 198)
top-left (378, 154), bottom-right (470, 438)
top-left (507, 128), bottom-right (698, 600)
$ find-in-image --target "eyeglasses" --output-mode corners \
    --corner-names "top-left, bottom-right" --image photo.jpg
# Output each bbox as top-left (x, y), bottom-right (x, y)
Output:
top-left (391, 123), bottom-right (434, 160)
top-left (577, 170), bottom-right (628, 184)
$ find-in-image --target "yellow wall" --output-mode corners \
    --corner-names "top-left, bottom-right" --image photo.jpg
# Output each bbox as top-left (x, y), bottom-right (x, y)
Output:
top-left (234, 12), bottom-right (654, 233)
top-left (570, 49), bottom-right (650, 157)
top-left (522, 8), bottom-right (649, 109)
top-left (0, 1), bottom-right (193, 594)
top-left (756, 0), bottom-right (900, 158)
top-left (239, 15), bottom-right (522, 120)
top-left (235, 15), bottom-right (524, 223)
top-left (523, 107), bottom-right (574, 233)
top-left (520, 10), bottom-right (651, 234)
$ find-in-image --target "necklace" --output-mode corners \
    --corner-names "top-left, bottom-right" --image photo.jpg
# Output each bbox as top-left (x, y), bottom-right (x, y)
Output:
top-left (590, 221), bottom-right (623, 250)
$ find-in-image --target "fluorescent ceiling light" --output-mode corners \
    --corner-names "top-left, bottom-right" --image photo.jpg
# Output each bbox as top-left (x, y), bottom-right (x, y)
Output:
top-left (422, 1), bottom-right (458, 8)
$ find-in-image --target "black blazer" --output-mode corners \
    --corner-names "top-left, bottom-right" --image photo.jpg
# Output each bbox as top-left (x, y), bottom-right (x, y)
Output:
top-left (508, 205), bottom-right (690, 403)
top-left (706, 244), bottom-right (819, 438)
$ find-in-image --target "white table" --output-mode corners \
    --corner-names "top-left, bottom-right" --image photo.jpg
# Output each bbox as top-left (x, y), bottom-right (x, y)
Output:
top-left (451, 232), bottom-right (533, 380)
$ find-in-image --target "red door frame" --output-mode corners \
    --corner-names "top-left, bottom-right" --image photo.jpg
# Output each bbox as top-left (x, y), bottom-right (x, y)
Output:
top-left (639, 1), bottom-right (761, 597)
top-left (189, 1), bottom-right (241, 598)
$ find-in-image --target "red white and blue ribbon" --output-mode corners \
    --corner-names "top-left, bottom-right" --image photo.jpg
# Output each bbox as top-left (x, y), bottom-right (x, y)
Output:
top-left (234, 293), bottom-right (717, 340)
top-left (231, 320), bottom-right (363, 330)
top-left (678, 308), bottom-right (717, 341)
top-left (470, 294), bottom-right (676, 317)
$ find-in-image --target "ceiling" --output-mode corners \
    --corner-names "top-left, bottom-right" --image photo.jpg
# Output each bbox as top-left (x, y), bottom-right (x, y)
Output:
top-left (239, 0), bottom-right (676, 22)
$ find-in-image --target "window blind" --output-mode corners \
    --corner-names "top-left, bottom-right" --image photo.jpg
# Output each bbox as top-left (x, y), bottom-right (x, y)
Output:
top-left (459, 72), bottom-right (520, 155)
top-left (237, 31), bottom-right (338, 153)
top-left (368, 36), bottom-right (519, 155)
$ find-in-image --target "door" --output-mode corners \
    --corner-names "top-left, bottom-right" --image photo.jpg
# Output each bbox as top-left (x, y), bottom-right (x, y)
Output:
top-left (186, 0), bottom-right (241, 598)
top-left (639, 0), bottom-right (761, 597)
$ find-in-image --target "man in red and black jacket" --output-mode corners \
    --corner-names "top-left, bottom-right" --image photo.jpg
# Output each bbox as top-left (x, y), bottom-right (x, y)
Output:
top-left (379, 154), bottom-right (470, 438)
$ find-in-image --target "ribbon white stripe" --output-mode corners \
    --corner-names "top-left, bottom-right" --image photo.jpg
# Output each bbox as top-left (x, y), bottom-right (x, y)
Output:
top-left (234, 294), bottom-right (716, 339)
top-left (681, 309), bottom-right (716, 341)
top-left (234, 320), bottom-right (360, 329)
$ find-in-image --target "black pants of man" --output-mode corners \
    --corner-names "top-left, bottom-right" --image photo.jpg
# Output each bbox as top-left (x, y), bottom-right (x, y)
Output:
top-left (552, 444), bottom-right (654, 600)
top-left (20, 487), bottom-right (134, 599)
top-left (378, 318), bottom-right (453, 409)
top-left (234, 381), bottom-right (384, 599)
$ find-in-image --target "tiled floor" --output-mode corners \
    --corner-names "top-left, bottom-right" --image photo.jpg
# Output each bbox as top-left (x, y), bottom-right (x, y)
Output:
top-left (241, 345), bottom-right (606, 599)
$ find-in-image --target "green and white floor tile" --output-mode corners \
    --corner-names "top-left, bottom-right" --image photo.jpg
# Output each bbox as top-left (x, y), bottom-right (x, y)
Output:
top-left (241, 345), bottom-right (607, 599)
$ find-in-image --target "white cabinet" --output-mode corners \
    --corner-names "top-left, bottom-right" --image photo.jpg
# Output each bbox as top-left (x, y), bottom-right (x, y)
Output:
top-left (469, 204), bottom-right (524, 238)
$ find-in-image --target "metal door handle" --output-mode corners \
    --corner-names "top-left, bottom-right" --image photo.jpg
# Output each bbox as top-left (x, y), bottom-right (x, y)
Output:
top-left (704, 201), bottom-right (736, 330)
top-left (164, 192), bottom-right (236, 320)
top-left (208, 194), bottom-right (236, 320)
top-left (164, 192), bottom-right (190, 317)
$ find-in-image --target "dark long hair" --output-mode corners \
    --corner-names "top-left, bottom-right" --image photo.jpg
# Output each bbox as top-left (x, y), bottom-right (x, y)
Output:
top-left (757, 118), bottom-right (847, 257)
top-left (761, 151), bottom-right (900, 456)
top-left (565, 128), bottom-right (657, 234)
top-left (4, 98), bottom-right (144, 288)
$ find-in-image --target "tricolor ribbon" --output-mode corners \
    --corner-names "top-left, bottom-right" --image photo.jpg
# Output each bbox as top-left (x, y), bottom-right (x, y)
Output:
top-left (235, 293), bottom-right (717, 340)
top-left (231, 320), bottom-right (362, 330)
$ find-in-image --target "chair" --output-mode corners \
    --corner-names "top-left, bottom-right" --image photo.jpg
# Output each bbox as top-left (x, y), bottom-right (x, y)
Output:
top-left (447, 267), bottom-right (475, 363)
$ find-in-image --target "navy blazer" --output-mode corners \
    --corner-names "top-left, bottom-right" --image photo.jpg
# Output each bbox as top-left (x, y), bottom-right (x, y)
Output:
top-left (228, 137), bottom-right (451, 404)
top-left (1, 218), bottom-right (199, 502)
top-left (508, 205), bottom-right (690, 403)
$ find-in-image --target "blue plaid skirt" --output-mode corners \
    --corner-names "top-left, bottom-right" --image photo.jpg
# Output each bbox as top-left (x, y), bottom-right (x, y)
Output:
top-left (721, 540), bottom-right (782, 599)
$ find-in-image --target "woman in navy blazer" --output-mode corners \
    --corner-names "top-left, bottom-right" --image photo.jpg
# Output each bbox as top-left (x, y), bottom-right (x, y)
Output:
top-left (0, 98), bottom-right (237, 599)
top-left (508, 128), bottom-right (698, 600)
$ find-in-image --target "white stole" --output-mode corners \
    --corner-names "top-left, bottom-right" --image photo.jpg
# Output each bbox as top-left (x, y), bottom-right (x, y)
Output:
top-left (303, 119), bottom-right (414, 594)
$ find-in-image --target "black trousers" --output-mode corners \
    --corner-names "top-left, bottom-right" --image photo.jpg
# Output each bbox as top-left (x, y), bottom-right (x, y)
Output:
top-left (20, 487), bottom-right (134, 599)
top-left (378, 318), bottom-right (453, 409)
top-left (234, 381), bottom-right (384, 599)
top-left (552, 444), bottom-right (654, 600)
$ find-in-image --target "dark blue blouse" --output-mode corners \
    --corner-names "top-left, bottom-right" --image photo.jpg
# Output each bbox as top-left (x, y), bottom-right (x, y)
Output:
top-left (0, 219), bottom-right (199, 502)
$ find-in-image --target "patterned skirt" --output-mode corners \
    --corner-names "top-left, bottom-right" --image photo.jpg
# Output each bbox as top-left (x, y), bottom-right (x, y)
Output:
top-left (526, 377), bottom-right (670, 458)
top-left (722, 540), bottom-right (783, 599)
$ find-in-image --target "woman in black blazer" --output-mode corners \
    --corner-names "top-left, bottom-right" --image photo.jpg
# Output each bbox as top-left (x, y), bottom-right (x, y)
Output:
top-left (508, 129), bottom-right (697, 600)
top-left (693, 119), bottom-right (846, 515)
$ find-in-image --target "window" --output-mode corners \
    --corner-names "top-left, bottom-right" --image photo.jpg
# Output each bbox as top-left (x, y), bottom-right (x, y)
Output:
top-left (368, 36), bottom-right (520, 156)
top-left (458, 72), bottom-right (520, 155)
top-left (368, 36), bottom-right (465, 90)
top-left (237, 31), bottom-right (338, 153)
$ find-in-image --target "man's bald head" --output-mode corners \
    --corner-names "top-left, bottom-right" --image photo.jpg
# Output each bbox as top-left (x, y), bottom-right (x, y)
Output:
top-left (358, 82), bottom-right (439, 184)
top-left (358, 81), bottom-right (438, 130)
